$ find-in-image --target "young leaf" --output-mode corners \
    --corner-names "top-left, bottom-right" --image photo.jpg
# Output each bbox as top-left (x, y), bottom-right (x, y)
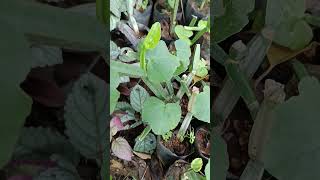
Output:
top-left (175, 25), bottom-right (193, 45)
top-left (191, 158), bottom-right (203, 172)
top-left (174, 39), bottom-right (191, 75)
top-left (143, 22), bottom-right (161, 50)
top-left (64, 73), bottom-right (107, 163)
top-left (142, 97), bottom-right (181, 135)
top-left (146, 41), bottom-right (180, 83)
top-left (111, 137), bottom-right (133, 161)
top-left (213, 0), bottom-right (255, 42)
top-left (191, 86), bottom-right (210, 123)
top-left (133, 133), bottom-right (156, 154)
top-left (130, 84), bottom-right (150, 112)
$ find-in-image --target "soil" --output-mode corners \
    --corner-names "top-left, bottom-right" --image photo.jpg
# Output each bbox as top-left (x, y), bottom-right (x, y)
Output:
top-left (195, 127), bottom-right (210, 158)
top-left (189, 0), bottom-right (209, 16)
top-left (161, 131), bottom-right (192, 156)
top-left (164, 160), bottom-right (189, 180)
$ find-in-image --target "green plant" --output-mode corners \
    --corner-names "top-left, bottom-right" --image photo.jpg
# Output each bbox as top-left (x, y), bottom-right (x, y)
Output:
top-left (185, 127), bottom-right (195, 144)
top-left (181, 158), bottom-right (205, 180)
top-left (175, 19), bottom-right (210, 45)
top-left (162, 131), bottom-right (173, 142)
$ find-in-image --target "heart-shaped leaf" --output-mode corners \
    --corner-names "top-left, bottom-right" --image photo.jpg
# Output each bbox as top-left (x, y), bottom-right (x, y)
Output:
top-left (142, 97), bottom-right (181, 135)
top-left (130, 84), bottom-right (149, 112)
top-left (111, 137), bottom-right (133, 161)
top-left (146, 41), bottom-right (179, 83)
top-left (191, 86), bottom-right (210, 123)
top-left (133, 133), bottom-right (156, 154)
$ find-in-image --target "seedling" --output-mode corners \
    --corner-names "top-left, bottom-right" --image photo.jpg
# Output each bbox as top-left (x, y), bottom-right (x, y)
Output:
top-left (135, 0), bottom-right (149, 11)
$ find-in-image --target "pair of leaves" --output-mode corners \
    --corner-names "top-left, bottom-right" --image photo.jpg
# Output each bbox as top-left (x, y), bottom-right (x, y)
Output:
top-left (262, 76), bottom-right (320, 179)
top-left (266, 0), bottom-right (313, 50)
top-left (142, 97), bottom-right (181, 135)
top-left (213, 0), bottom-right (255, 42)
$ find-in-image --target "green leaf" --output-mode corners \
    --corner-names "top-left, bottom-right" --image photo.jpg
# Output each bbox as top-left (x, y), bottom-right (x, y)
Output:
top-left (205, 159), bottom-right (210, 180)
top-left (0, 23), bottom-right (32, 169)
top-left (262, 76), bottom-right (320, 180)
top-left (174, 39), bottom-right (191, 75)
top-left (133, 133), bottom-right (156, 154)
top-left (143, 22), bottom-right (161, 50)
top-left (266, 0), bottom-right (313, 50)
top-left (111, 137), bottom-right (133, 161)
top-left (192, 44), bottom-right (208, 77)
top-left (213, 0), bottom-right (255, 42)
top-left (110, 68), bottom-right (120, 113)
top-left (146, 41), bottom-right (179, 83)
top-left (130, 84), bottom-right (150, 112)
top-left (111, 60), bottom-right (145, 78)
top-left (191, 86), bottom-right (210, 123)
top-left (175, 25), bottom-right (193, 45)
top-left (64, 73), bottom-right (107, 163)
top-left (213, 134), bottom-right (229, 180)
top-left (13, 127), bottom-right (79, 164)
top-left (31, 45), bottom-right (63, 68)
top-left (191, 158), bottom-right (203, 172)
top-left (142, 97), bottom-right (181, 135)
top-left (182, 171), bottom-right (206, 180)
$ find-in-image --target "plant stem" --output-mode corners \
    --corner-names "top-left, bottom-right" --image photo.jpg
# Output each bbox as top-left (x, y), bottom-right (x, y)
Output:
top-left (189, 15), bottom-right (198, 26)
top-left (142, 77), bottom-right (169, 101)
top-left (215, 41), bottom-right (259, 118)
top-left (139, 47), bottom-right (146, 71)
top-left (166, 80), bottom-right (174, 97)
top-left (200, 0), bottom-right (207, 10)
top-left (176, 72), bottom-right (195, 100)
top-left (177, 112), bottom-right (193, 141)
top-left (170, 0), bottom-right (180, 35)
top-left (190, 27), bottom-right (207, 45)
top-left (138, 125), bottom-right (152, 141)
